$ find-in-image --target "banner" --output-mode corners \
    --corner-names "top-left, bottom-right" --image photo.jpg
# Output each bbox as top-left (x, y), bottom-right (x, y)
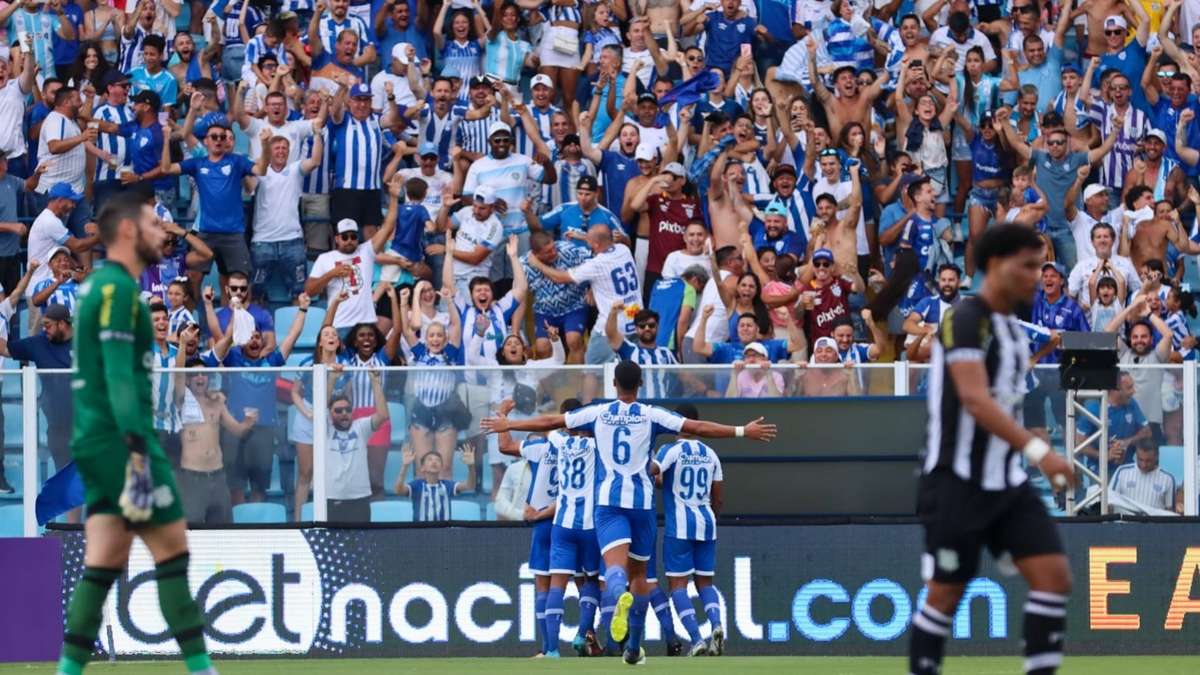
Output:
top-left (49, 522), bottom-right (1200, 657)
top-left (0, 537), bottom-right (63, 662)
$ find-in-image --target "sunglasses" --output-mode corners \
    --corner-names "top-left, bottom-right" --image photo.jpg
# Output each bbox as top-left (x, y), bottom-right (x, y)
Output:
top-left (1046, 138), bottom-right (1066, 146)
top-left (491, 136), bottom-right (512, 143)
top-left (1158, 71), bottom-right (1174, 78)
top-left (339, 232), bottom-right (359, 240)
top-left (228, 285), bottom-right (249, 293)
top-left (331, 406), bottom-right (352, 414)
top-left (813, 260), bottom-right (832, 268)
top-left (1105, 29), bottom-right (1125, 36)
top-left (636, 322), bottom-right (657, 329)
top-left (206, 133), bottom-right (229, 141)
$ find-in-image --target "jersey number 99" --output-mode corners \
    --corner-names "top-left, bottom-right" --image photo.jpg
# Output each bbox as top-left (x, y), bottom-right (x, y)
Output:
top-left (678, 466), bottom-right (709, 500)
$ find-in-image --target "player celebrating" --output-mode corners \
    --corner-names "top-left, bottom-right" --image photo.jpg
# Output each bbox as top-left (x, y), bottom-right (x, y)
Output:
top-left (482, 360), bottom-right (775, 665)
top-left (650, 403), bottom-right (725, 657)
top-left (58, 191), bottom-right (217, 675)
top-left (911, 224), bottom-right (1075, 675)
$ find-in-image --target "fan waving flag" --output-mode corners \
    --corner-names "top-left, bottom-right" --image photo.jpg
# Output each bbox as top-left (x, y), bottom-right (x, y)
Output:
top-left (36, 461), bottom-right (85, 525)
top-left (657, 70), bottom-right (722, 110)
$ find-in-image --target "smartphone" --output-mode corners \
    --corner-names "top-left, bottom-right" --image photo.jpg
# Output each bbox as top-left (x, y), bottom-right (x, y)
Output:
top-left (740, 44), bottom-right (752, 59)
top-left (17, 31), bottom-right (29, 54)
top-left (158, 111), bottom-right (169, 126)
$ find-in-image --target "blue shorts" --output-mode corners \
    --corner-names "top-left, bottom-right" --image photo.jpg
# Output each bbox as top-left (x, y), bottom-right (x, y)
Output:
top-left (664, 537), bottom-right (717, 577)
top-left (529, 519), bottom-right (553, 575)
top-left (535, 307), bottom-right (589, 338)
top-left (549, 525), bottom-right (601, 576)
top-left (595, 505), bottom-right (656, 560)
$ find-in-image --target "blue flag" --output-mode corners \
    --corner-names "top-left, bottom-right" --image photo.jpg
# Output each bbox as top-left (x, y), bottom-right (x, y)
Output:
top-left (36, 461), bottom-right (84, 525)
top-left (657, 70), bottom-right (721, 111)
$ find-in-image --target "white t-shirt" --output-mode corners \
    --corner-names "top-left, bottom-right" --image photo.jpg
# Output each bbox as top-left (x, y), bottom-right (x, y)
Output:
top-left (451, 209), bottom-right (504, 283)
top-left (685, 269), bottom-right (730, 343)
top-left (245, 117), bottom-right (315, 163)
top-left (252, 162), bottom-right (306, 243)
top-left (27, 209), bottom-right (69, 295)
top-left (1068, 207), bottom-right (1121, 262)
top-left (462, 154), bottom-right (538, 234)
top-left (327, 417), bottom-right (374, 500)
top-left (661, 251), bottom-right (711, 280)
top-left (309, 242), bottom-right (379, 328)
top-left (568, 244), bottom-right (640, 336)
top-left (622, 48), bottom-right (654, 87)
top-left (813, 175), bottom-right (867, 255)
top-left (396, 167), bottom-right (453, 212)
top-left (1067, 254), bottom-right (1141, 308)
top-left (37, 111), bottom-right (87, 193)
top-left (370, 70), bottom-right (417, 110)
top-left (0, 80), bottom-right (27, 159)
top-left (929, 27), bottom-right (997, 73)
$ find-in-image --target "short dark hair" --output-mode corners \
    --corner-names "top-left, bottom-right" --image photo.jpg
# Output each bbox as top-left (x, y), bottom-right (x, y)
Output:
top-left (468, 276), bottom-right (493, 293)
top-left (1125, 185), bottom-right (1153, 210)
top-left (95, 190), bottom-right (147, 245)
top-left (529, 230), bottom-right (554, 250)
top-left (1135, 436), bottom-right (1159, 452)
top-left (715, 245), bottom-right (739, 268)
top-left (228, 271), bottom-right (249, 284)
top-left (815, 193), bottom-right (837, 207)
top-left (975, 223), bottom-right (1044, 273)
top-left (560, 398), bottom-right (583, 414)
top-left (1096, 276), bottom-right (1118, 291)
top-left (633, 309), bottom-right (659, 325)
top-left (830, 315), bottom-right (854, 331)
top-left (614, 360), bottom-right (642, 392)
top-left (329, 393), bottom-right (352, 409)
top-left (1172, 72), bottom-right (1193, 87)
top-left (674, 403), bottom-right (699, 421)
top-left (52, 86), bottom-right (77, 108)
top-left (906, 177), bottom-right (932, 201)
top-left (258, 53), bottom-right (279, 67)
top-left (1091, 222), bottom-right (1116, 241)
top-left (405, 177), bottom-right (427, 201)
top-left (937, 263), bottom-right (962, 278)
top-left (149, 301), bottom-right (168, 316)
top-left (142, 34), bottom-right (166, 53)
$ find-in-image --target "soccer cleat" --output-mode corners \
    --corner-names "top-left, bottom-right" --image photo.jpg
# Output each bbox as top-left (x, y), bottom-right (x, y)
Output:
top-left (544, 650), bottom-right (560, 659)
top-left (688, 640), bottom-right (708, 657)
top-left (610, 592), bottom-right (634, 643)
top-left (666, 640), bottom-right (683, 656)
top-left (584, 630), bottom-right (604, 657)
top-left (572, 635), bottom-right (587, 656)
top-left (708, 625), bottom-right (725, 656)
top-left (530, 652), bottom-right (544, 659)
top-left (623, 646), bottom-right (646, 666)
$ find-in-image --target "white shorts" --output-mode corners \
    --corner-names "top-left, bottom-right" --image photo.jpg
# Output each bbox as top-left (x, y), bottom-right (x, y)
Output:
top-left (538, 26), bottom-right (582, 69)
top-left (289, 407), bottom-right (314, 444)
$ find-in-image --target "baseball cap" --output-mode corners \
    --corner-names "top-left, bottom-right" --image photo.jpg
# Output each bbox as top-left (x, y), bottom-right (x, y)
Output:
top-left (763, 203), bottom-right (789, 217)
top-left (48, 182), bottom-right (83, 202)
top-left (1104, 15), bottom-right (1128, 30)
top-left (530, 73), bottom-right (553, 89)
top-left (194, 112), bottom-right (230, 138)
top-left (662, 162), bottom-right (686, 177)
top-left (469, 74), bottom-right (491, 88)
top-left (391, 42), bottom-right (412, 64)
top-left (634, 143), bottom-right (657, 162)
top-left (1143, 128), bottom-right (1167, 144)
top-left (488, 121), bottom-right (513, 138)
top-left (771, 163), bottom-right (797, 179)
top-left (101, 70), bottom-right (130, 89)
top-left (474, 184), bottom-right (497, 204)
top-left (48, 246), bottom-right (72, 261)
top-left (349, 83), bottom-right (372, 98)
top-left (1042, 261), bottom-right (1067, 277)
top-left (1061, 62), bottom-right (1081, 75)
top-left (131, 89), bottom-right (161, 111)
top-left (812, 248), bottom-right (834, 263)
top-left (418, 142), bottom-right (439, 158)
top-left (43, 304), bottom-right (71, 323)
top-left (576, 175), bottom-right (598, 191)
top-left (743, 342), bottom-right (769, 358)
top-left (562, 133), bottom-right (581, 146)
top-left (1083, 184), bottom-right (1109, 201)
top-left (636, 92), bottom-right (658, 105)
top-left (336, 218), bottom-right (359, 234)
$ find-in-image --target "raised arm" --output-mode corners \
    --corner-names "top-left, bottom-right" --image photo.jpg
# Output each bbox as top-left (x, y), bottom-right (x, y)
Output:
top-left (278, 293), bottom-right (311, 358)
top-left (578, 110), bottom-right (603, 164)
top-left (1176, 109), bottom-right (1199, 166)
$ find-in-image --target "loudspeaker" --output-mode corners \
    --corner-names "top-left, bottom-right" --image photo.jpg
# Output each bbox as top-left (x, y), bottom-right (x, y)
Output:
top-left (1059, 331), bottom-right (1119, 390)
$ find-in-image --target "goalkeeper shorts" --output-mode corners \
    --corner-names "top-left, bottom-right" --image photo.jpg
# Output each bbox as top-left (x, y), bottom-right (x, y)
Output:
top-left (74, 442), bottom-right (185, 525)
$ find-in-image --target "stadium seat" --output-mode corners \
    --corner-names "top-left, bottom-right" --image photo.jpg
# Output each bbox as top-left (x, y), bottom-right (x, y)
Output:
top-left (232, 502), bottom-right (287, 524)
top-left (451, 500), bottom-right (482, 521)
top-left (268, 455), bottom-right (283, 497)
top-left (3, 401), bottom-right (20, 451)
top-left (370, 500), bottom-right (413, 523)
top-left (300, 502), bottom-right (313, 521)
top-left (0, 503), bottom-right (23, 536)
top-left (384, 450), bottom-right (405, 494)
top-left (276, 306), bottom-right (326, 350)
top-left (485, 503), bottom-right (496, 521)
top-left (281, 352), bottom-right (312, 382)
top-left (1159, 445), bottom-right (1185, 484)
top-left (388, 403), bottom-right (407, 445)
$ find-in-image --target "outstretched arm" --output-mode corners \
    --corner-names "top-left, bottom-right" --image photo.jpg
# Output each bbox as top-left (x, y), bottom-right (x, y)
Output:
top-left (680, 416), bottom-right (777, 441)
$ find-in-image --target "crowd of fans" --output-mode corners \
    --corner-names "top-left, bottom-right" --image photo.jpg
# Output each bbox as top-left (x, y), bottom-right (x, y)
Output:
top-left (0, 0), bottom-right (1195, 519)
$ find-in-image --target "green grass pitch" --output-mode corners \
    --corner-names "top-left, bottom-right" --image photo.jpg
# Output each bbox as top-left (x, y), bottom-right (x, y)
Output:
top-left (4, 657), bottom-right (1200, 674)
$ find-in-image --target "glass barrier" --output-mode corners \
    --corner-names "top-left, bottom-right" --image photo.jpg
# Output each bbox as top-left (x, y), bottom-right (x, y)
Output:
top-left (0, 369), bottom-right (24, 536)
top-left (637, 362), bottom-right (898, 399)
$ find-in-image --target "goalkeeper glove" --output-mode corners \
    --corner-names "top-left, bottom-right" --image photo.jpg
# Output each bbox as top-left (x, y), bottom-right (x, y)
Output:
top-left (118, 434), bottom-right (154, 522)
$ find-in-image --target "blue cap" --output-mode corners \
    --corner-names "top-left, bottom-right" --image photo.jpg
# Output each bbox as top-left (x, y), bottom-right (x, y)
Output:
top-left (763, 203), bottom-right (789, 216)
top-left (1061, 62), bottom-right (1081, 75)
top-left (350, 83), bottom-right (372, 98)
top-left (418, 142), bottom-right (438, 157)
top-left (812, 248), bottom-right (834, 263)
top-left (47, 182), bottom-right (83, 202)
top-left (194, 112), bottom-right (230, 138)
top-left (1042, 261), bottom-right (1067, 278)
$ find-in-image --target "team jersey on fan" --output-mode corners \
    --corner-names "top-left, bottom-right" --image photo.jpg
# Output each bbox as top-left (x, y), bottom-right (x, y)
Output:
top-left (521, 434), bottom-right (560, 511)
top-left (564, 400), bottom-right (684, 510)
top-left (655, 439), bottom-right (722, 541)
top-left (554, 433), bottom-right (599, 530)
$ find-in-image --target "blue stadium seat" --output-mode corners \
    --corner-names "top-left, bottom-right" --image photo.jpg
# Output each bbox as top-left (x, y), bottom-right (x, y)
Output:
top-left (268, 455), bottom-right (283, 497)
top-left (232, 502), bottom-right (286, 524)
top-left (276, 306), bottom-right (326, 350)
top-left (384, 450), bottom-right (405, 494)
top-left (1159, 445), bottom-right (1185, 484)
top-left (1, 454), bottom-right (19, 498)
top-left (300, 501), bottom-right (313, 521)
top-left (3, 401), bottom-right (20, 450)
top-left (388, 403), bottom-right (407, 445)
top-left (370, 500), bottom-right (413, 523)
top-left (485, 502), bottom-right (496, 521)
top-left (281, 352), bottom-right (312, 382)
top-left (0, 503), bottom-right (23, 536)
top-left (451, 500), bottom-right (482, 521)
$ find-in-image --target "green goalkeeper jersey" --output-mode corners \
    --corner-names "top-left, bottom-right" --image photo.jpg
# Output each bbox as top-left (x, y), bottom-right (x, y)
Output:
top-left (71, 262), bottom-right (157, 458)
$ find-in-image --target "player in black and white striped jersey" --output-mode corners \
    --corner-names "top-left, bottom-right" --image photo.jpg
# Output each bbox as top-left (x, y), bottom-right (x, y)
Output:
top-left (911, 224), bottom-right (1076, 675)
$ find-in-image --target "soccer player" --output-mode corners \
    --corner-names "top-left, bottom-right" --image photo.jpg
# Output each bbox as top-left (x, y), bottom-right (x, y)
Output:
top-left (59, 191), bottom-right (217, 675)
top-left (650, 403), bottom-right (725, 657)
top-left (911, 224), bottom-right (1076, 675)
top-left (482, 360), bottom-right (775, 665)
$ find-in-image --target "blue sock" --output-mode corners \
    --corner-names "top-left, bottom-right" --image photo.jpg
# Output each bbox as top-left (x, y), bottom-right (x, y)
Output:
top-left (545, 587), bottom-right (564, 654)
top-left (599, 603), bottom-right (619, 652)
top-left (604, 566), bottom-right (628, 600)
top-left (650, 585), bottom-right (677, 644)
top-left (698, 586), bottom-right (721, 629)
top-left (671, 589), bottom-right (703, 645)
top-left (577, 580), bottom-right (600, 639)
top-left (626, 594), bottom-right (650, 653)
top-left (535, 591), bottom-right (548, 653)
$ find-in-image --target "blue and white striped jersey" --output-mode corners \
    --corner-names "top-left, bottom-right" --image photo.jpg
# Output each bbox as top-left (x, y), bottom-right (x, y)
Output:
top-left (31, 278), bottom-right (77, 313)
top-left (338, 349), bottom-right (389, 408)
top-left (243, 34), bottom-right (290, 82)
top-left (151, 342), bottom-right (181, 433)
top-left (1166, 310), bottom-right (1193, 358)
top-left (300, 127), bottom-right (332, 195)
top-left (522, 435), bottom-right (560, 511)
top-left (315, 14), bottom-right (372, 60)
top-left (565, 400), bottom-right (685, 510)
top-left (328, 113), bottom-right (384, 190)
top-left (441, 38), bottom-right (484, 82)
top-left (615, 340), bottom-right (678, 399)
top-left (483, 33), bottom-right (532, 83)
top-left (118, 25), bottom-right (154, 73)
top-left (554, 432), bottom-right (599, 530)
top-left (655, 439), bottom-right (722, 541)
top-left (93, 102), bottom-right (134, 181)
top-left (168, 306), bottom-right (194, 337)
top-left (541, 1), bottom-right (582, 23)
top-left (543, 157), bottom-right (596, 211)
top-left (411, 479), bottom-right (457, 521)
top-left (409, 342), bottom-right (462, 407)
top-left (515, 104), bottom-right (559, 157)
top-left (453, 105), bottom-right (503, 156)
top-left (417, 106), bottom-right (460, 171)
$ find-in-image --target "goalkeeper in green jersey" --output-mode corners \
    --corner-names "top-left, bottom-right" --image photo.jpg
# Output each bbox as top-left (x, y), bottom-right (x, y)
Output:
top-left (57, 191), bottom-right (216, 675)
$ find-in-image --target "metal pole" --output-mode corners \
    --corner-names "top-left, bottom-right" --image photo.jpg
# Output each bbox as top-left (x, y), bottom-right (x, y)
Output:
top-left (1098, 395), bottom-right (1109, 515)
top-left (312, 364), bottom-right (328, 522)
top-left (1184, 362), bottom-right (1197, 516)
top-left (894, 362), bottom-right (908, 396)
top-left (1065, 389), bottom-right (1077, 514)
top-left (21, 366), bottom-right (37, 537)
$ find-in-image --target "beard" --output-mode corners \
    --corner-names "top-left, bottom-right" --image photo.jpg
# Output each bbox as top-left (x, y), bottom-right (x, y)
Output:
top-left (938, 288), bottom-right (958, 303)
top-left (136, 231), bottom-right (163, 266)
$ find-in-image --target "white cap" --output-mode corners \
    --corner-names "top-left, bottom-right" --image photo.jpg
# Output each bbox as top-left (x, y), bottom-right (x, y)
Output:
top-left (1143, 128), bottom-right (1167, 144)
top-left (473, 184), bottom-right (497, 205)
top-left (391, 42), bottom-right (412, 64)
top-left (743, 342), bottom-right (769, 358)
top-left (1104, 15), bottom-right (1128, 30)
top-left (662, 161), bottom-right (686, 177)
top-left (488, 121), bottom-right (513, 138)
top-left (1083, 184), bottom-right (1109, 201)
top-left (530, 73), bottom-right (554, 89)
top-left (48, 245), bottom-right (72, 260)
top-left (634, 143), bottom-right (657, 162)
top-left (336, 218), bottom-right (359, 234)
